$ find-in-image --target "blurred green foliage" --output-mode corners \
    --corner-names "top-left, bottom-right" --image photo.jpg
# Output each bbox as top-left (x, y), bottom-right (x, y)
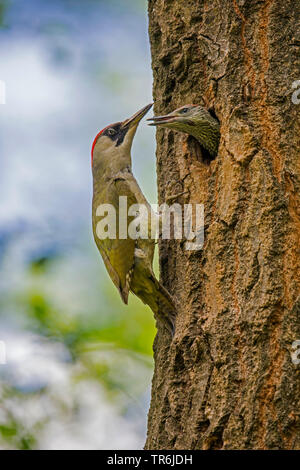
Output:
top-left (0, 0), bottom-right (7, 27)
top-left (24, 254), bottom-right (156, 357)
top-left (0, 253), bottom-right (156, 448)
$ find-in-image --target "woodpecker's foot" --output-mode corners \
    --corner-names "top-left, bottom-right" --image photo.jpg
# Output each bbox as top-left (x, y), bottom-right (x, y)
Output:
top-left (155, 311), bottom-right (176, 338)
top-left (159, 317), bottom-right (175, 338)
top-left (165, 311), bottom-right (176, 338)
top-left (170, 320), bottom-right (176, 338)
top-left (165, 191), bottom-right (189, 204)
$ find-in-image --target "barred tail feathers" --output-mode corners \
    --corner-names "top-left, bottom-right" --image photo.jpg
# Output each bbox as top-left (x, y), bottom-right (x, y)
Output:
top-left (131, 270), bottom-right (177, 335)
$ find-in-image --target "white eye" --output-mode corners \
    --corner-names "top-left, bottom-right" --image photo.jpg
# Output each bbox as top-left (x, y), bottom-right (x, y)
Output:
top-left (108, 128), bottom-right (117, 136)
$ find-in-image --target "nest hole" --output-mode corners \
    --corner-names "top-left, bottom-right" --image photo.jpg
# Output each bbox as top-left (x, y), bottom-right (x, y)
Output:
top-left (187, 136), bottom-right (216, 165)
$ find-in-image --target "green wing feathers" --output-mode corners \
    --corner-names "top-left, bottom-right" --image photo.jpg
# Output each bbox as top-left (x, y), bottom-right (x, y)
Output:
top-left (92, 178), bottom-right (137, 304)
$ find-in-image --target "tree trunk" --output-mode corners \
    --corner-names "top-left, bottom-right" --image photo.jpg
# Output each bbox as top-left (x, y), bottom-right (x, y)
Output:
top-left (145, 0), bottom-right (300, 450)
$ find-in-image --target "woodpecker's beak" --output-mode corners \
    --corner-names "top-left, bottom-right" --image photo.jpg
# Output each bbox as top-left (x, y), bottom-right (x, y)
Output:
top-left (147, 110), bottom-right (181, 126)
top-left (122, 103), bottom-right (153, 129)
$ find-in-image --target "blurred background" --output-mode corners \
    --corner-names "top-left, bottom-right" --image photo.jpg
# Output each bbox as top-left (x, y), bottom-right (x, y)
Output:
top-left (0, 0), bottom-right (157, 449)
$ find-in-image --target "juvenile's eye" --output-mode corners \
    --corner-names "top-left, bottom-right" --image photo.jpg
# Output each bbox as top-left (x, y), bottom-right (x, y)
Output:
top-left (108, 128), bottom-right (117, 136)
top-left (181, 107), bottom-right (189, 114)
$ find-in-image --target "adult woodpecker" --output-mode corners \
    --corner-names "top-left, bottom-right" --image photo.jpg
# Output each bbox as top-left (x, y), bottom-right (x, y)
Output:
top-left (91, 103), bottom-right (176, 335)
top-left (148, 104), bottom-right (220, 159)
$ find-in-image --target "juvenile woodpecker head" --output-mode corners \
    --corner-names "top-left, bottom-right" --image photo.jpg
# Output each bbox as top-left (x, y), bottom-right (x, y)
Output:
top-left (148, 104), bottom-right (220, 158)
top-left (91, 103), bottom-right (152, 175)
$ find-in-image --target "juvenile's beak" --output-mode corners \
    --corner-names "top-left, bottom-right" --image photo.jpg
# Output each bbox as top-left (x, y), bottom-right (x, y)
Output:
top-left (122, 103), bottom-right (153, 129)
top-left (147, 110), bottom-right (179, 126)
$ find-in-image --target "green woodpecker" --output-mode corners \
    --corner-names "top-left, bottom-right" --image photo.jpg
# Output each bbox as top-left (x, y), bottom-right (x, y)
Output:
top-left (91, 103), bottom-right (176, 335)
top-left (148, 104), bottom-right (220, 159)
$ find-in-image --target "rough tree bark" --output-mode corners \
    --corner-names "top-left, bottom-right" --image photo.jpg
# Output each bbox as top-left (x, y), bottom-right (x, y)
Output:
top-left (145, 0), bottom-right (300, 450)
